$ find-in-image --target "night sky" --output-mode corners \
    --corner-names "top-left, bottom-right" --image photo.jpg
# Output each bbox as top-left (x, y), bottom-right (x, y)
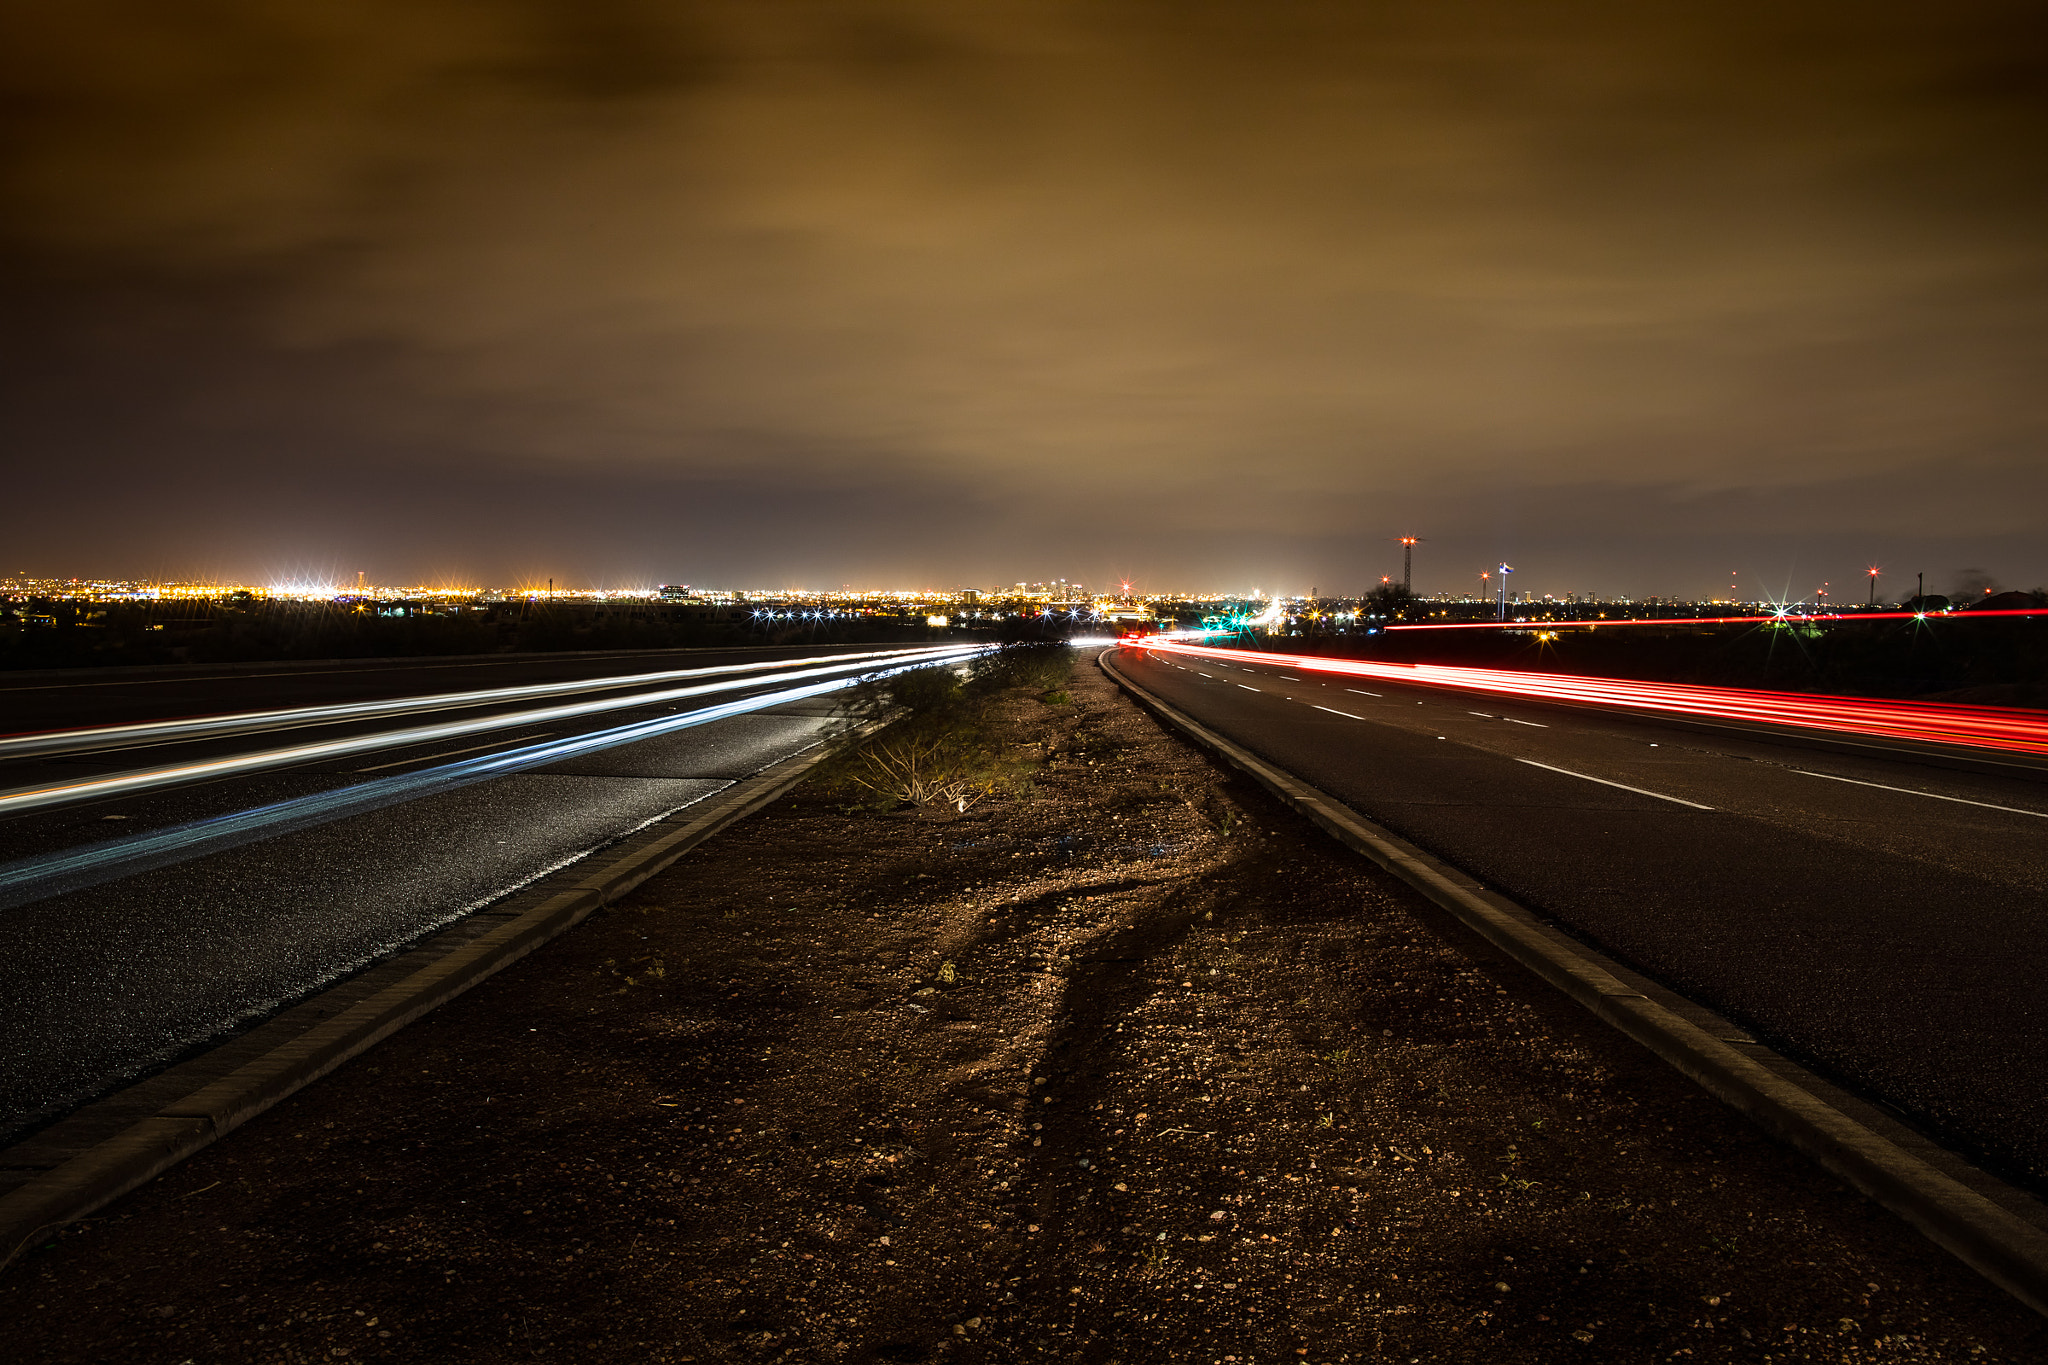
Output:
top-left (5, 1), bottom-right (2045, 599)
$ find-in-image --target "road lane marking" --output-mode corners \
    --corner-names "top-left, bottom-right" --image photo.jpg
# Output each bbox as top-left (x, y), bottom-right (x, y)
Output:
top-left (1515, 758), bottom-right (1713, 810)
top-left (1506, 718), bottom-right (1548, 727)
top-left (1198, 672), bottom-right (1214, 678)
top-left (1281, 676), bottom-right (1302, 681)
top-left (1790, 768), bottom-right (2048, 818)
top-left (1469, 712), bottom-right (1494, 718)
top-left (1238, 684), bottom-right (1261, 692)
top-left (1346, 689), bottom-right (1381, 697)
top-left (1313, 706), bottom-right (1366, 720)
top-left (353, 733), bottom-right (557, 773)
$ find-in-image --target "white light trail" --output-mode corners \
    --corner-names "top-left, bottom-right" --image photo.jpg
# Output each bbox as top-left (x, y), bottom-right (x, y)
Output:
top-left (0, 646), bottom-right (985, 819)
top-left (0, 644), bottom-right (966, 760)
top-left (0, 654), bottom-right (967, 910)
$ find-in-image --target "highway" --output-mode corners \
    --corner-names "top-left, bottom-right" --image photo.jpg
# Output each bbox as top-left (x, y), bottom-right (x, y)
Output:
top-left (0, 643), bottom-right (978, 1138)
top-left (1112, 639), bottom-right (2048, 1194)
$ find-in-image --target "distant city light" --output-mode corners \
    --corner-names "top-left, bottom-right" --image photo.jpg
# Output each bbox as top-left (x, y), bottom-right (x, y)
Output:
top-left (8, 576), bottom-right (2041, 643)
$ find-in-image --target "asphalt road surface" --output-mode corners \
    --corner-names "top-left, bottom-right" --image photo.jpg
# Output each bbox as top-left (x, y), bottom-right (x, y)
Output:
top-left (1111, 641), bottom-right (2048, 1194)
top-left (0, 644), bottom-right (974, 1138)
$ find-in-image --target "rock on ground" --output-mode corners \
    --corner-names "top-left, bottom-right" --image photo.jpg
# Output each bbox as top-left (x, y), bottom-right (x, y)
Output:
top-left (5, 653), bottom-right (2044, 1363)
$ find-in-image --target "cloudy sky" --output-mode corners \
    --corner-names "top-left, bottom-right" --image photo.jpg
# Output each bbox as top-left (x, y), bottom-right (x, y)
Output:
top-left (4, 0), bottom-right (2044, 598)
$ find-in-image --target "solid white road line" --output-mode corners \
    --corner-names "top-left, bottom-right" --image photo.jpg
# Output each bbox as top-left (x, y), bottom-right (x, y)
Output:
top-left (1515, 758), bottom-right (1714, 810)
top-left (1791, 769), bottom-right (2048, 819)
top-left (1313, 706), bottom-right (1366, 720)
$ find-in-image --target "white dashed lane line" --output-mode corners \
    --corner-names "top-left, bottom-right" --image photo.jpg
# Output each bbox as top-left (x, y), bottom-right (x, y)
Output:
top-left (1515, 758), bottom-right (1713, 810)
top-left (1313, 706), bottom-right (1366, 720)
top-left (1790, 769), bottom-right (2048, 819)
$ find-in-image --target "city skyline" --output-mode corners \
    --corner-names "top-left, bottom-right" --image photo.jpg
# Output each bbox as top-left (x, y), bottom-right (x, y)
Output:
top-left (5, 1), bottom-right (2045, 592)
top-left (2, 563), bottom-right (2016, 609)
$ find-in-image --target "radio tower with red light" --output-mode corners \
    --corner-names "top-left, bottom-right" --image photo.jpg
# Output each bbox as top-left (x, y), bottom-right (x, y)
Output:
top-left (1398, 536), bottom-right (1422, 594)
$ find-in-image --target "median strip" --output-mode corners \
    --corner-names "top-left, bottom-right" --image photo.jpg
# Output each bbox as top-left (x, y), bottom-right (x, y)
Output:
top-left (12, 650), bottom-right (2045, 1360)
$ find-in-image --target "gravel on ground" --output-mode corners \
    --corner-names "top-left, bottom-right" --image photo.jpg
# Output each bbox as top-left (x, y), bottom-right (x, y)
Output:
top-left (5, 652), bottom-right (2044, 1363)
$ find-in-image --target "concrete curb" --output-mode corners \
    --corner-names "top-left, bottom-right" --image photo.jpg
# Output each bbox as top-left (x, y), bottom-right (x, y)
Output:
top-left (0, 714), bottom-right (888, 1273)
top-left (1099, 647), bottom-right (2048, 1318)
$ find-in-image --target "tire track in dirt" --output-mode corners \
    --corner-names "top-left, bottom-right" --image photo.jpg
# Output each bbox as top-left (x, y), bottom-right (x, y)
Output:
top-left (5, 655), bottom-right (2042, 1363)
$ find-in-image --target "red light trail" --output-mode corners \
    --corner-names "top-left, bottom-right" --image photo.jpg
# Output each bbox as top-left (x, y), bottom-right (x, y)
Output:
top-left (1378, 607), bottom-right (2048, 632)
top-left (1127, 639), bottom-right (2048, 758)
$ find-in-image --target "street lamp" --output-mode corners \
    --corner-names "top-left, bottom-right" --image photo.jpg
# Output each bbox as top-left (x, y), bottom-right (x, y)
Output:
top-left (1867, 566), bottom-right (1880, 607)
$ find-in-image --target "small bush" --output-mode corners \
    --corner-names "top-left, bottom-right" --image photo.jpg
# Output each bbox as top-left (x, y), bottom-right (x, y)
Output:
top-left (812, 644), bottom-right (1072, 809)
top-left (844, 733), bottom-right (995, 810)
top-left (968, 643), bottom-right (1072, 696)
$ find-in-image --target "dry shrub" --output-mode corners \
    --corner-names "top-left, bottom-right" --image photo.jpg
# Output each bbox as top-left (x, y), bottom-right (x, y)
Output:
top-left (845, 734), bottom-right (997, 811)
top-left (816, 645), bottom-right (1074, 810)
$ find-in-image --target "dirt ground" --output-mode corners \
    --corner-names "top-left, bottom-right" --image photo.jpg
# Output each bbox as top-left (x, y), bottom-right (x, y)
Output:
top-left (6, 653), bottom-right (2045, 1363)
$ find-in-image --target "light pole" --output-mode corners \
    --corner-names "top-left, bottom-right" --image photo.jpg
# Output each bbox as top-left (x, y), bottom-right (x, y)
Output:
top-left (1867, 567), bottom-right (1880, 607)
top-left (1398, 536), bottom-right (1422, 595)
top-left (1496, 563), bottom-right (1513, 620)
